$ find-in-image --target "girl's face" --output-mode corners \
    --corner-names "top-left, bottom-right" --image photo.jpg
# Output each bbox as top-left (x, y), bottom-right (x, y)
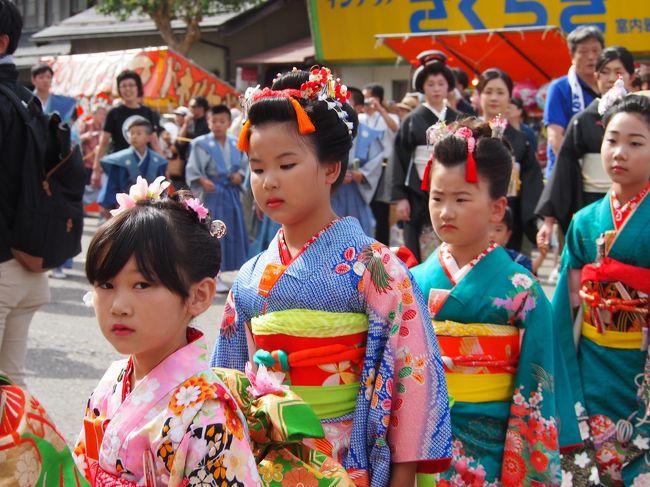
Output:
top-left (92, 256), bottom-right (192, 367)
top-left (423, 73), bottom-right (449, 107)
top-left (429, 163), bottom-right (506, 249)
top-left (248, 123), bottom-right (339, 227)
top-left (480, 78), bottom-right (510, 120)
top-left (596, 59), bottom-right (633, 94)
top-left (601, 112), bottom-right (650, 190)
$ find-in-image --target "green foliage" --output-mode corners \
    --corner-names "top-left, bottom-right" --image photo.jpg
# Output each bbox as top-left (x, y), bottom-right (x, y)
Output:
top-left (98, 0), bottom-right (246, 22)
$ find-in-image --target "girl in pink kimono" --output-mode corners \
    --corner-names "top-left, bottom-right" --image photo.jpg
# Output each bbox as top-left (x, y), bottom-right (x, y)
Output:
top-left (74, 177), bottom-right (262, 486)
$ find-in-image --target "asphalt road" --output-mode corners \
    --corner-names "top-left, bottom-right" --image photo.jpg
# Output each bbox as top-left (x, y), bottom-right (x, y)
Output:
top-left (23, 215), bottom-right (556, 445)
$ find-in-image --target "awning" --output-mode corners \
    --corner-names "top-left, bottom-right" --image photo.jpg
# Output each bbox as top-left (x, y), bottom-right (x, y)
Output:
top-left (41, 47), bottom-right (238, 111)
top-left (376, 26), bottom-right (571, 86)
top-left (237, 37), bottom-right (314, 65)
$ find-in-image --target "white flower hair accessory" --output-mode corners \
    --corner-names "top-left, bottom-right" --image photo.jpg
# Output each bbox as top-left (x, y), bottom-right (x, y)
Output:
top-left (598, 76), bottom-right (627, 116)
top-left (110, 176), bottom-right (171, 217)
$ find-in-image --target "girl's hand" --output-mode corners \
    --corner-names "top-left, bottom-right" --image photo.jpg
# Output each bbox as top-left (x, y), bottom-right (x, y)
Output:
top-left (395, 198), bottom-right (411, 222)
top-left (200, 178), bottom-right (216, 192)
top-left (351, 171), bottom-right (365, 184)
top-left (343, 171), bottom-right (353, 185)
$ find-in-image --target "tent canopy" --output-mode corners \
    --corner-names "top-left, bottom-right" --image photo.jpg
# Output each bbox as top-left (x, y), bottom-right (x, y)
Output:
top-left (42, 46), bottom-right (238, 112)
top-left (376, 26), bottom-right (571, 86)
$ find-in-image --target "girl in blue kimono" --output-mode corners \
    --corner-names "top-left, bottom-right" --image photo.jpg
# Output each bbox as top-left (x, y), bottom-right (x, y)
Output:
top-left (412, 119), bottom-right (581, 486)
top-left (186, 105), bottom-right (249, 274)
top-left (552, 94), bottom-right (650, 486)
top-left (211, 67), bottom-right (452, 487)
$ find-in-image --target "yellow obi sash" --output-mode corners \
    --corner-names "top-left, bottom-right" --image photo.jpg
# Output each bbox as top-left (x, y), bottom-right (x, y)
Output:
top-left (433, 320), bottom-right (519, 403)
top-left (252, 309), bottom-right (369, 420)
top-left (581, 321), bottom-right (643, 349)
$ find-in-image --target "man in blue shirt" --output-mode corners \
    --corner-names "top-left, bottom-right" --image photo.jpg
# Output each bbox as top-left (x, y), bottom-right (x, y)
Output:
top-left (543, 25), bottom-right (603, 177)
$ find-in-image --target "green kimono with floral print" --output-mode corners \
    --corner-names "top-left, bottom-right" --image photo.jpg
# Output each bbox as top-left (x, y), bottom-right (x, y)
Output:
top-left (412, 244), bottom-right (580, 486)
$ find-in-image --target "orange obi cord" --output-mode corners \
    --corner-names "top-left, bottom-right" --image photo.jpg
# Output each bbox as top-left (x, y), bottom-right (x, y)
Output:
top-left (436, 333), bottom-right (520, 374)
top-left (254, 332), bottom-right (367, 386)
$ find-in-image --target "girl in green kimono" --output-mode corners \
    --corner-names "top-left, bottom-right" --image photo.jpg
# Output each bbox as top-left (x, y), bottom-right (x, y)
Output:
top-left (552, 94), bottom-right (650, 486)
top-left (412, 119), bottom-right (581, 486)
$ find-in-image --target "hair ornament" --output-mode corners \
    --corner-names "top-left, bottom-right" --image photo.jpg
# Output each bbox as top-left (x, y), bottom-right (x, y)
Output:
top-left (489, 114), bottom-right (508, 139)
top-left (183, 197), bottom-right (209, 221)
top-left (209, 219), bottom-right (227, 239)
top-left (453, 126), bottom-right (478, 183)
top-left (110, 176), bottom-right (170, 217)
top-left (598, 76), bottom-right (627, 116)
top-left (420, 121), bottom-right (447, 191)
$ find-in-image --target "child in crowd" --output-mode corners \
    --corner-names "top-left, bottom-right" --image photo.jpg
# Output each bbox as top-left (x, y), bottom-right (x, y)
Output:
top-left (411, 120), bottom-right (580, 485)
top-left (186, 104), bottom-right (248, 290)
top-left (211, 67), bottom-right (452, 486)
top-left (489, 207), bottom-right (535, 273)
top-left (551, 94), bottom-right (650, 485)
top-left (98, 118), bottom-right (167, 212)
top-left (74, 178), bottom-right (262, 485)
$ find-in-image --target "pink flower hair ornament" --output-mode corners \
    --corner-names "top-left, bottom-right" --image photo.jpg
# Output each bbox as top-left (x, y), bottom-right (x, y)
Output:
top-left (183, 197), bottom-right (209, 221)
top-left (110, 176), bottom-right (170, 217)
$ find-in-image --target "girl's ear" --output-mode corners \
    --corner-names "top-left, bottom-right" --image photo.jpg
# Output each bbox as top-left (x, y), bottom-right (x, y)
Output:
top-left (324, 161), bottom-right (342, 185)
top-left (187, 277), bottom-right (217, 317)
top-left (489, 196), bottom-right (508, 224)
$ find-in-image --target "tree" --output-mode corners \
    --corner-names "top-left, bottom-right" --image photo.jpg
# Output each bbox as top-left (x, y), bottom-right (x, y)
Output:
top-left (98, 0), bottom-right (249, 55)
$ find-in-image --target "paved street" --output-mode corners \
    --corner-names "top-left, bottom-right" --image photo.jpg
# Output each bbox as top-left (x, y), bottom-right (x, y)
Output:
top-left (23, 215), bottom-right (556, 445)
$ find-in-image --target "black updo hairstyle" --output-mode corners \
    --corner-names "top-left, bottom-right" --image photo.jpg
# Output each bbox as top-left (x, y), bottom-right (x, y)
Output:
top-left (596, 46), bottom-right (635, 75)
top-left (412, 50), bottom-right (455, 93)
top-left (244, 68), bottom-right (354, 189)
top-left (477, 68), bottom-right (513, 96)
top-left (432, 119), bottom-right (513, 199)
top-left (602, 94), bottom-right (650, 130)
top-left (86, 190), bottom-right (221, 300)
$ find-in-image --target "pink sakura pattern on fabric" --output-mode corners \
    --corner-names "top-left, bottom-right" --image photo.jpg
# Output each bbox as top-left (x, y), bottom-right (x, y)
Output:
top-left (244, 362), bottom-right (289, 398)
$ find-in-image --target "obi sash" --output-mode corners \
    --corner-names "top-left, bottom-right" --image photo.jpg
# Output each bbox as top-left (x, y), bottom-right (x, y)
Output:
top-left (579, 257), bottom-right (650, 348)
top-left (580, 152), bottom-right (611, 194)
top-left (433, 320), bottom-right (520, 403)
top-left (412, 145), bottom-right (430, 180)
top-left (251, 309), bottom-right (368, 420)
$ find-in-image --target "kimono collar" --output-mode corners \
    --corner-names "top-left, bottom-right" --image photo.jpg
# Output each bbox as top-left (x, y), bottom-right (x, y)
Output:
top-left (610, 181), bottom-right (650, 231)
top-left (423, 102), bottom-right (447, 122)
top-left (439, 242), bottom-right (498, 285)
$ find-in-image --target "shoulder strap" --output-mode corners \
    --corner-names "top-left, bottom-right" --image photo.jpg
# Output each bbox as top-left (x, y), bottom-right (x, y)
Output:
top-left (0, 84), bottom-right (31, 124)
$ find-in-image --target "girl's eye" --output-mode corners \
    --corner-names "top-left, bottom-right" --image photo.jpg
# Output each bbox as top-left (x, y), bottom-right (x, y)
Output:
top-left (97, 282), bottom-right (113, 290)
top-left (280, 163), bottom-right (296, 170)
top-left (252, 168), bottom-right (263, 175)
top-left (134, 282), bottom-right (151, 290)
top-left (457, 198), bottom-right (469, 203)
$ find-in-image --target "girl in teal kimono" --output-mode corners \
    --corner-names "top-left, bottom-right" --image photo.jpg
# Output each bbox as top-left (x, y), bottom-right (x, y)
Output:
top-left (552, 94), bottom-right (650, 486)
top-left (412, 119), bottom-right (581, 486)
top-left (212, 68), bottom-right (452, 487)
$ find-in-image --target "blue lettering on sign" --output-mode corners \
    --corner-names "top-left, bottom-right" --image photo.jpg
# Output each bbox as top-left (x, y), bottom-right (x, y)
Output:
top-left (504, 0), bottom-right (548, 27)
top-left (458, 0), bottom-right (486, 29)
top-left (409, 0), bottom-right (448, 32)
top-left (616, 18), bottom-right (628, 33)
top-left (629, 18), bottom-right (643, 32)
top-left (646, 18), bottom-right (650, 32)
top-left (559, 0), bottom-right (606, 33)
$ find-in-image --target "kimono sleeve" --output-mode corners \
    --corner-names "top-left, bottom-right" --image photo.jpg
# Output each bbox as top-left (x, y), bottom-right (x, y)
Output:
top-left (502, 275), bottom-right (567, 483)
top-left (185, 142), bottom-right (209, 187)
top-left (211, 285), bottom-right (250, 372)
top-left (518, 136), bottom-right (544, 244)
top-left (361, 244), bottom-right (451, 468)
top-left (388, 117), bottom-right (414, 202)
top-left (171, 395), bottom-right (261, 486)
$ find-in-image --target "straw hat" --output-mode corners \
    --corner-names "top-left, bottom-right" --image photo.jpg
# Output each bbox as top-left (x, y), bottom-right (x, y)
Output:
top-left (396, 94), bottom-right (420, 112)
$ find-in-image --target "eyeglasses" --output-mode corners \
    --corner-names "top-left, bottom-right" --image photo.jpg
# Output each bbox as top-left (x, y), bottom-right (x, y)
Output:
top-left (119, 82), bottom-right (138, 88)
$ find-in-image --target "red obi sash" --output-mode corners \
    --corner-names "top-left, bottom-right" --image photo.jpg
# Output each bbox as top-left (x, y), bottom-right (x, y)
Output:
top-left (253, 332), bottom-right (367, 386)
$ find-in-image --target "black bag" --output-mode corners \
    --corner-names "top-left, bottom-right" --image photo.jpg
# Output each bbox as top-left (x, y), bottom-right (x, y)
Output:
top-left (0, 84), bottom-right (85, 271)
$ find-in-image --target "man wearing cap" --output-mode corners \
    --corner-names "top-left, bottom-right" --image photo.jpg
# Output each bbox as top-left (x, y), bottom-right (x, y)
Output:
top-left (389, 50), bottom-right (460, 262)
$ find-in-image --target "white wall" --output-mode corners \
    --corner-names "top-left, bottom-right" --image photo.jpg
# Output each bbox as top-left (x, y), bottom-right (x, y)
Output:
top-left (334, 64), bottom-right (413, 102)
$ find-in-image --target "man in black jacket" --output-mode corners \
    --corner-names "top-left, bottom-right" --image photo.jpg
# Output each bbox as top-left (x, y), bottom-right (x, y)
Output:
top-left (0, 0), bottom-right (50, 386)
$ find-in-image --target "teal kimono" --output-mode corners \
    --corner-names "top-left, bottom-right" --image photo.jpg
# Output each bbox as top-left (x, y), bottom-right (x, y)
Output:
top-left (552, 190), bottom-right (650, 486)
top-left (412, 244), bottom-right (580, 486)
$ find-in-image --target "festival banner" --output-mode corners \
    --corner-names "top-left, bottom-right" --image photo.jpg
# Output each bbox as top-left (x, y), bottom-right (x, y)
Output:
top-left (308, 0), bottom-right (650, 63)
